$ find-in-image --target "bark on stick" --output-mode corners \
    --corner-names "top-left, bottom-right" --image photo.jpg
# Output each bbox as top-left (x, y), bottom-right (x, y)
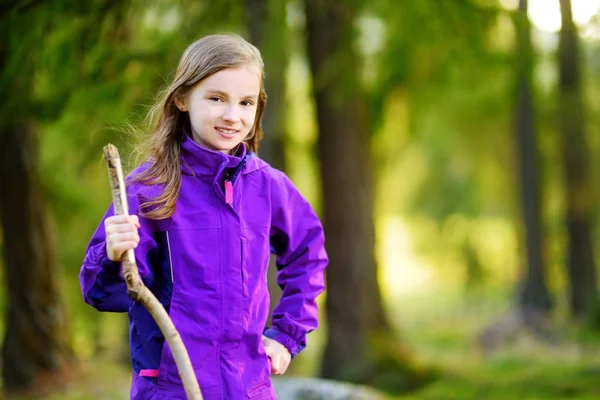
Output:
top-left (103, 144), bottom-right (202, 400)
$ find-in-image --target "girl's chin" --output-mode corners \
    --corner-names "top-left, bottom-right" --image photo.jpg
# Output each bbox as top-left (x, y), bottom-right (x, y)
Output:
top-left (211, 141), bottom-right (242, 154)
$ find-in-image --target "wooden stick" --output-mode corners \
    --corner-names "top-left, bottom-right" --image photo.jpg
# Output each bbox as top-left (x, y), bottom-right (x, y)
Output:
top-left (103, 144), bottom-right (202, 400)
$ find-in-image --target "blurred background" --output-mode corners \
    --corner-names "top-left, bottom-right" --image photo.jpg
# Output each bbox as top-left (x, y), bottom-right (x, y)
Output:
top-left (1, 0), bottom-right (600, 399)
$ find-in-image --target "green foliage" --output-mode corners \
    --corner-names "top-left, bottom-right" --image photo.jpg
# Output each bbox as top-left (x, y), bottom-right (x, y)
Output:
top-left (393, 288), bottom-right (600, 400)
top-left (1, 0), bottom-right (253, 367)
top-left (363, 331), bottom-right (439, 394)
top-left (370, 0), bottom-right (516, 220)
top-left (399, 362), bottom-right (600, 400)
top-left (2, 0), bottom-right (600, 395)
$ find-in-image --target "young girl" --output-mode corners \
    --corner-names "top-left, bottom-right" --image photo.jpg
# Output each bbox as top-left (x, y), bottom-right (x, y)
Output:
top-left (80, 34), bottom-right (327, 400)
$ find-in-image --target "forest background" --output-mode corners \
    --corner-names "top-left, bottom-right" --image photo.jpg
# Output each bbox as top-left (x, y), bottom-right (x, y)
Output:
top-left (2, 0), bottom-right (600, 399)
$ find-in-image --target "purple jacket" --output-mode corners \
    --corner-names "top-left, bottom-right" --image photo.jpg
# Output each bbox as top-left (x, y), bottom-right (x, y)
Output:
top-left (80, 134), bottom-right (328, 399)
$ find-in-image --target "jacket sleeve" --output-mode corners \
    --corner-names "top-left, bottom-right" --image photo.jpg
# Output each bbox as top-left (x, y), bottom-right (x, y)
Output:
top-left (263, 169), bottom-right (328, 358)
top-left (79, 190), bottom-right (157, 312)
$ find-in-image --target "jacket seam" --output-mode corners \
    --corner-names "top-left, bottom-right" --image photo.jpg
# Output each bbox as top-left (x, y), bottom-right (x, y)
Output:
top-left (216, 194), bottom-right (225, 391)
top-left (165, 231), bottom-right (174, 284)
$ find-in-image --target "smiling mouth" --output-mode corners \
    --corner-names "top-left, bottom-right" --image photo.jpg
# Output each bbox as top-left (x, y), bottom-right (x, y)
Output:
top-left (216, 127), bottom-right (239, 138)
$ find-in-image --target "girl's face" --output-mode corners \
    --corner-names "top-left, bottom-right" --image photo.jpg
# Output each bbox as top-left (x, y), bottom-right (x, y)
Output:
top-left (178, 63), bottom-right (261, 154)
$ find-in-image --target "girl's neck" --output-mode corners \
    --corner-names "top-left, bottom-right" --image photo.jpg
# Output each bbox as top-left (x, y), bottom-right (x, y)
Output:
top-left (229, 144), bottom-right (242, 156)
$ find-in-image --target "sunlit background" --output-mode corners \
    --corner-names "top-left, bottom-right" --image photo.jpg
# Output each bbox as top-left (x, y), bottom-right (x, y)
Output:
top-left (2, 0), bottom-right (600, 399)
top-left (527, 0), bottom-right (600, 32)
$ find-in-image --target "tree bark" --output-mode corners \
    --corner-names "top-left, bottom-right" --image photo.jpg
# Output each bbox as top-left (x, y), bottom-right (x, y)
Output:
top-left (304, 1), bottom-right (421, 391)
top-left (0, 11), bottom-right (73, 390)
top-left (246, 0), bottom-right (288, 170)
top-left (0, 123), bottom-right (72, 390)
top-left (515, 0), bottom-right (552, 313)
top-left (558, 0), bottom-right (597, 318)
top-left (245, 0), bottom-right (289, 329)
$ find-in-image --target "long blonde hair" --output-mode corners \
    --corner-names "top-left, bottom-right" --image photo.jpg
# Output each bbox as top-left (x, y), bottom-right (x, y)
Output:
top-left (132, 34), bottom-right (267, 220)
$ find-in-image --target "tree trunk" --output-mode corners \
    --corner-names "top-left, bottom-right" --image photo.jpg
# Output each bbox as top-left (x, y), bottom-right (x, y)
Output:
top-left (0, 9), bottom-right (73, 393)
top-left (476, 0), bottom-right (557, 353)
top-left (245, 0), bottom-right (289, 329)
top-left (246, 0), bottom-right (288, 171)
top-left (0, 123), bottom-right (72, 390)
top-left (558, 0), bottom-right (597, 318)
top-left (304, 1), bottom-right (426, 392)
top-left (515, 0), bottom-right (552, 314)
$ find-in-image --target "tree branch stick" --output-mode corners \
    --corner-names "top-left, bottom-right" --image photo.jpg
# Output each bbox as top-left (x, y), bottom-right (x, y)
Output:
top-left (103, 144), bottom-right (202, 400)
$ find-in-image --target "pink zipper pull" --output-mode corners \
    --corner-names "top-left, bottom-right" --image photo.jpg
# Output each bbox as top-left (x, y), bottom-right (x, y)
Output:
top-left (224, 180), bottom-right (233, 205)
top-left (139, 369), bottom-right (159, 378)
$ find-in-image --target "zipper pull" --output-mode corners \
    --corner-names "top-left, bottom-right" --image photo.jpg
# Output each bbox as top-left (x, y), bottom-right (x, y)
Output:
top-left (224, 180), bottom-right (233, 205)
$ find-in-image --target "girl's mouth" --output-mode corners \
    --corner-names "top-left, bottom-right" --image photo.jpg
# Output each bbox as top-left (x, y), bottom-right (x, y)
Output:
top-left (216, 127), bottom-right (238, 138)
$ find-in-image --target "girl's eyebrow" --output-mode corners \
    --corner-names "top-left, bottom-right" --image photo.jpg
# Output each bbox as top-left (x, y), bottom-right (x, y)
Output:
top-left (205, 89), bottom-right (228, 97)
top-left (205, 89), bottom-right (257, 100)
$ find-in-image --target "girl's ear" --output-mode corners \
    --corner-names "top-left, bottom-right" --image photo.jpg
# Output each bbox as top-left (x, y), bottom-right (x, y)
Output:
top-left (173, 96), bottom-right (187, 112)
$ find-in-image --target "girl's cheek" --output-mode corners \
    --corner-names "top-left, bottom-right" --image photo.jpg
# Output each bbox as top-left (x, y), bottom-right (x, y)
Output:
top-left (243, 109), bottom-right (257, 123)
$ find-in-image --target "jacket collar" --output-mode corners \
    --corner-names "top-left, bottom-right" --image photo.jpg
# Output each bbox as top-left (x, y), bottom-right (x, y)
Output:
top-left (180, 133), bottom-right (247, 180)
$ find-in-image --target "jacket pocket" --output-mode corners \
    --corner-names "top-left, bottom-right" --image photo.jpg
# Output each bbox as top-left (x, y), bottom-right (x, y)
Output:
top-left (129, 302), bottom-right (167, 386)
top-left (247, 376), bottom-right (271, 399)
top-left (241, 237), bottom-right (249, 298)
top-left (132, 334), bottom-right (166, 386)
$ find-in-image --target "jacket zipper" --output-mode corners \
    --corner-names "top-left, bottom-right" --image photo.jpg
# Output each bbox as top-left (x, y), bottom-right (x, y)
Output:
top-left (240, 239), bottom-right (245, 297)
top-left (224, 172), bottom-right (233, 205)
top-left (222, 155), bottom-right (249, 206)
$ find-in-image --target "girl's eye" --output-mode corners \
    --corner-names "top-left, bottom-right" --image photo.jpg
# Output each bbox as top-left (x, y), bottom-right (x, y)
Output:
top-left (241, 100), bottom-right (254, 106)
top-left (209, 97), bottom-right (224, 102)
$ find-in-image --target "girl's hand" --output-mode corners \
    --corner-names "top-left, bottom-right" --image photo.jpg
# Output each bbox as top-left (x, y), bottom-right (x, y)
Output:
top-left (104, 215), bottom-right (140, 261)
top-left (262, 335), bottom-right (291, 375)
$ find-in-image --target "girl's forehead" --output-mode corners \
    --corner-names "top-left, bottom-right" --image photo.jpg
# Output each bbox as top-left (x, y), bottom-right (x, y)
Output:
top-left (197, 64), bottom-right (261, 92)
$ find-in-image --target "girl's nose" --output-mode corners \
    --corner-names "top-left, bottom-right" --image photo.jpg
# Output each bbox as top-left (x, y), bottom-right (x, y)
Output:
top-left (222, 105), bottom-right (240, 123)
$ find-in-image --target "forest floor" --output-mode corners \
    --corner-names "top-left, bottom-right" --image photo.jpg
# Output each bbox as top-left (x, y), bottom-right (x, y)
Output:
top-left (394, 289), bottom-right (600, 399)
top-left (6, 288), bottom-right (600, 399)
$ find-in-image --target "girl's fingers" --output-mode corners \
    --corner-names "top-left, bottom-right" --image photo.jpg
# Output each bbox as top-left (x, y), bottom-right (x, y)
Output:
top-left (272, 360), bottom-right (289, 375)
top-left (106, 223), bottom-right (139, 234)
top-left (111, 241), bottom-right (139, 253)
top-left (105, 215), bottom-right (132, 225)
top-left (109, 232), bottom-right (140, 244)
top-left (270, 358), bottom-right (279, 375)
top-left (105, 215), bottom-right (141, 229)
top-left (106, 229), bottom-right (140, 260)
top-left (268, 354), bottom-right (290, 375)
top-left (109, 245), bottom-right (138, 257)
top-left (261, 336), bottom-right (291, 375)
top-left (264, 346), bottom-right (273, 358)
top-left (129, 215), bottom-right (140, 228)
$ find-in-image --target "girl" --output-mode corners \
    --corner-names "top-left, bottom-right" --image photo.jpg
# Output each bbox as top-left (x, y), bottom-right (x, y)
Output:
top-left (80, 34), bottom-right (327, 400)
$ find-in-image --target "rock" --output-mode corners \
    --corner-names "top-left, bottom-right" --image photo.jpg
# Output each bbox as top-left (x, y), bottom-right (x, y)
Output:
top-left (272, 377), bottom-right (388, 400)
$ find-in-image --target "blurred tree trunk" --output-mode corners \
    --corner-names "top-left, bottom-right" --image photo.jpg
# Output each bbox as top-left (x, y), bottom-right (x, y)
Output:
top-left (0, 7), bottom-right (73, 392)
top-left (0, 123), bottom-right (72, 390)
top-left (477, 0), bottom-right (555, 352)
top-left (304, 1), bottom-right (426, 392)
top-left (558, 0), bottom-right (598, 318)
top-left (515, 0), bottom-right (552, 314)
top-left (245, 0), bottom-right (289, 329)
top-left (246, 0), bottom-right (288, 171)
